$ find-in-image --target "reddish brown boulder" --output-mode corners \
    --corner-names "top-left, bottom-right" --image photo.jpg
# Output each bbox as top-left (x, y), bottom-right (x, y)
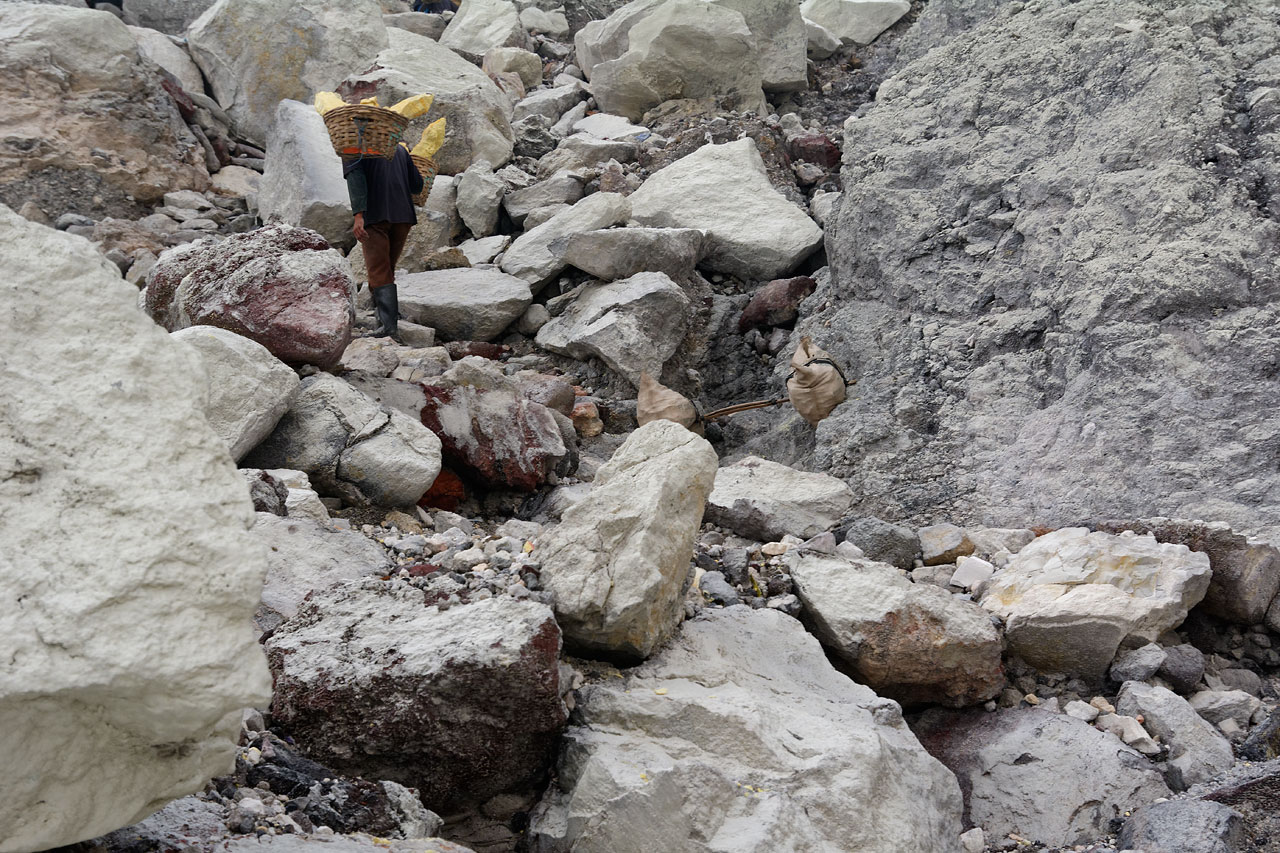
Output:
top-left (419, 467), bottom-right (467, 511)
top-left (145, 224), bottom-right (354, 368)
top-left (738, 275), bottom-right (817, 332)
top-left (787, 133), bottom-right (841, 168)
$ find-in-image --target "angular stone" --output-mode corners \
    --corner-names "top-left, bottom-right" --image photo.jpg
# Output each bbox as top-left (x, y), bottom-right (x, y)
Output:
top-left (534, 272), bottom-right (690, 386)
top-left (171, 325), bottom-right (300, 461)
top-left (398, 268), bottom-right (533, 342)
top-left (535, 133), bottom-right (636, 178)
top-left (913, 708), bottom-right (1171, 848)
top-left (1119, 800), bottom-right (1245, 853)
top-left (500, 192), bottom-right (631, 288)
top-left (127, 25), bottom-right (204, 94)
top-left (980, 528), bottom-right (1213, 680)
top-left (1109, 643), bottom-right (1167, 684)
top-left (1116, 682), bottom-right (1235, 791)
top-left (266, 583), bottom-right (566, 811)
top-left (919, 522), bottom-right (974, 566)
top-left (789, 553), bottom-right (1004, 707)
top-left (123, 0), bottom-right (216, 34)
top-left (187, 0), bottom-right (389, 143)
top-left (806, 18), bottom-right (841, 59)
top-left (529, 608), bottom-right (964, 851)
top-left (559, 227), bottom-right (704, 282)
top-left (840, 516), bottom-right (919, 569)
top-left (0, 205), bottom-right (270, 852)
top-left (799, 0), bottom-right (909, 45)
top-left (259, 100), bottom-right (353, 249)
top-left (503, 173), bottom-right (584, 226)
top-left (1189, 690), bottom-right (1263, 729)
top-left (539, 421), bottom-right (718, 659)
top-left (1160, 643), bottom-right (1207, 694)
top-left (738, 275), bottom-right (817, 332)
top-left (950, 555), bottom-right (996, 591)
top-left (629, 139), bottom-right (822, 281)
top-left (455, 162), bottom-right (505, 238)
top-left (440, 0), bottom-right (525, 56)
top-left (384, 11), bottom-right (449, 40)
top-left (705, 456), bottom-right (854, 541)
top-left (512, 83), bottom-right (588, 124)
top-left (483, 46), bottom-right (543, 89)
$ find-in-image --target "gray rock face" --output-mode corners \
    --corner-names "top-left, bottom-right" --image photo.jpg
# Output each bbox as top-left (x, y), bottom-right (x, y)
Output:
top-left (187, 0), bottom-right (389, 143)
top-left (0, 205), bottom-right (271, 851)
top-left (259, 100), bottom-right (353, 249)
top-left (266, 582), bottom-right (567, 812)
top-left (840, 517), bottom-right (920, 569)
top-left (705, 456), bottom-right (854, 541)
top-left (913, 708), bottom-right (1171, 848)
top-left (1110, 643), bottom-right (1168, 684)
top-left (440, 0), bottom-right (526, 55)
top-left (1116, 682), bottom-right (1235, 791)
top-left (1119, 800), bottom-right (1245, 853)
top-left (539, 421), bottom-right (719, 660)
top-left (242, 373), bottom-right (442, 507)
top-left (805, 0), bottom-right (1280, 538)
top-left (503, 173), bottom-right (584, 225)
top-left (455, 162), bottom-right (505, 238)
top-left (528, 607), bottom-right (964, 852)
top-left (500, 192), bottom-right (631, 288)
top-left (397, 268), bottom-right (533, 342)
top-left (171, 325), bottom-right (299, 461)
top-left (123, 0), bottom-right (216, 34)
top-left (535, 272), bottom-right (691, 386)
top-left (789, 553), bottom-right (1004, 707)
top-left (127, 25), bottom-right (204, 94)
top-left (559, 227), bottom-right (705, 281)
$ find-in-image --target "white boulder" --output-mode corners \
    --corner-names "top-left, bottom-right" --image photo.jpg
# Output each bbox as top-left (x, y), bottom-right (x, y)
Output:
top-left (127, 25), bottom-right (204, 94)
top-left (500, 192), bottom-right (631, 288)
top-left (628, 139), bottom-right (823, 280)
top-left (259, 100), bottom-right (353, 248)
top-left (704, 456), bottom-right (854, 541)
top-left (559, 227), bottom-right (705, 281)
top-left (456, 161), bottom-right (506, 237)
top-left (440, 0), bottom-right (525, 56)
top-left (799, 0), bottom-right (909, 45)
top-left (1116, 682), bottom-right (1235, 791)
top-left (397, 268), bottom-right (533, 341)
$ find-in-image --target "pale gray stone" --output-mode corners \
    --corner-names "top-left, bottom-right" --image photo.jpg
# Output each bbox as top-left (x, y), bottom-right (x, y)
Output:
top-left (512, 83), bottom-right (588, 123)
top-left (799, 0), bottom-right (909, 45)
top-left (457, 234), bottom-right (511, 265)
top-left (456, 162), bottom-right (506, 238)
top-left (500, 192), bottom-right (631, 288)
top-left (259, 100), bottom-right (353, 249)
top-left (483, 46), bottom-right (543, 89)
top-left (805, 18), bottom-right (841, 59)
top-left (1116, 682), bottom-right (1235, 791)
top-left (1110, 643), bottom-right (1168, 684)
top-left (384, 11), bottom-right (449, 39)
top-left (705, 456), bottom-right (854, 541)
top-left (123, 0), bottom-right (215, 34)
top-left (559, 227), bottom-right (704, 281)
top-left (1189, 690), bottom-right (1264, 728)
top-left (503, 173), bottom-right (584, 225)
top-left (1118, 800), bottom-right (1245, 853)
top-left (440, 0), bottom-right (526, 56)
top-left (398, 268), bottom-right (533, 342)
top-left (127, 25), bottom-right (204, 94)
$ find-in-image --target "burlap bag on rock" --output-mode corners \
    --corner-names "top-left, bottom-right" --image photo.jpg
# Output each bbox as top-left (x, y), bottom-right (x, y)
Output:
top-left (637, 372), bottom-right (704, 435)
top-left (787, 336), bottom-right (847, 426)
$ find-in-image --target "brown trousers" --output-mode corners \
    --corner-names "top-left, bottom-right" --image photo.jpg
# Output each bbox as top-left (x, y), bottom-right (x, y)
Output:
top-left (362, 222), bottom-right (413, 288)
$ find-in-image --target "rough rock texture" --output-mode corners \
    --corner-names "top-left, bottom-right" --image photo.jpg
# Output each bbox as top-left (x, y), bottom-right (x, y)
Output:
top-left (913, 708), bottom-right (1171, 848)
top-left (538, 421), bottom-right (718, 660)
top-left (803, 0), bottom-right (1280, 538)
top-left (128, 25), bottom-right (205, 94)
top-left (981, 528), bottom-right (1212, 679)
top-left (789, 554), bottom-right (1003, 707)
top-left (187, 0), bottom-right (389, 142)
top-left (266, 582), bottom-right (566, 811)
top-left (629, 139), bottom-right (823, 280)
top-left (397, 268), bottom-right (532, 341)
top-left (171, 325), bottom-right (300, 461)
top-left (528, 607), bottom-right (964, 852)
top-left (242, 373), bottom-right (443, 507)
top-left (574, 0), bottom-right (768, 120)
top-left (559, 227), bottom-right (705, 281)
top-left (123, 0), bottom-right (216, 34)
top-left (0, 205), bottom-right (270, 852)
top-left (260, 100), bottom-right (354, 250)
top-left (500, 192), bottom-right (631, 288)
top-left (705, 456), bottom-right (854, 541)
top-left (455, 161), bottom-right (506, 237)
top-left (440, 0), bottom-right (526, 56)
top-left (339, 28), bottom-right (514, 175)
top-left (799, 0), bottom-right (909, 45)
top-left (0, 5), bottom-right (209, 219)
top-left (738, 275), bottom-right (817, 332)
top-left (145, 224), bottom-right (355, 369)
top-left (418, 358), bottom-right (568, 491)
top-left (535, 272), bottom-right (691, 386)
top-left (714, 0), bottom-right (807, 92)
top-left (1115, 682), bottom-right (1235, 791)
top-left (1097, 518), bottom-right (1280, 626)
top-left (1119, 800), bottom-right (1245, 853)
top-left (252, 513), bottom-right (392, 630)
top-left (226, 837), bottom-right (477, 853)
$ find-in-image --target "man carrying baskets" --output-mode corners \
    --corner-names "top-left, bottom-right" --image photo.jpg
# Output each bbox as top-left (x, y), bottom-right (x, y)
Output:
top-left (344, 145), bottom-right (424, 341)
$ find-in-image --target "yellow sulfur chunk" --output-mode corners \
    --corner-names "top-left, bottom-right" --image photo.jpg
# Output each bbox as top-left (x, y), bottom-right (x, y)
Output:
top-left (390, 93), bottom-right (434, 118)
top-left (360, 96), bottom-right (380, 106)
top-left (313, 91), bottom-right (346, 115)
top-left (411, 117), bottom-right (447, 157)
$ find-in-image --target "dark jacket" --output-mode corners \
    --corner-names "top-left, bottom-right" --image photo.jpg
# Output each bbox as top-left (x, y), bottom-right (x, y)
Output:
top-left (344, 146), bottom-right (424, 225)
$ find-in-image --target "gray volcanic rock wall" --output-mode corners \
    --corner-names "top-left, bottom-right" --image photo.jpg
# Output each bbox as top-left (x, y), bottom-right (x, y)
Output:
top-left (805, 0), bottom-right (1280, 536)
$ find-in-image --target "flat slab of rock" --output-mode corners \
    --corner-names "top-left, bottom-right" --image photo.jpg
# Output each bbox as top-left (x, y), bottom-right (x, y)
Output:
top-left (1118, 800), bottom-right (1245, 853)
top-left (529, 607), bottom-right (964, 850)
top-left (913, 707), bottom-right (1171, 848)
top-left (398, 268), bottom-right (532, 342)
top-left (704, 456), bottom-right (853, 541)
top-left (980, 528), bottom-right (1212, 680)
top-left (559, 227), bottom-right (705, 281)
top-left (1116, 682), bottom-right (1234, 791)
top-left (1, 205), bottom-right (270, 851)
top-left (538, 421), bottom-right (718, 660)
top-left (799, 0), bottom-right (909, 45)
top-left (628, 138), bottom-right (822, 281)
top-left (500, 192), bottom-right (631, 288)
top-left (440, 0), bottom-right (525, 56)
top-left (789, 553), bottom-right (1004, 707)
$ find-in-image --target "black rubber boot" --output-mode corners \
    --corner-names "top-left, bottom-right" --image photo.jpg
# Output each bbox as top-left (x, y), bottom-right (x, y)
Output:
top-left (370, 282), bottom-right (400, 341)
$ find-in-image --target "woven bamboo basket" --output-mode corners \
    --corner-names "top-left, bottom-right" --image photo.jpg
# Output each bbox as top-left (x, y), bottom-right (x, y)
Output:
top-left (322, 104), bottom-right (409, 160)
top-left (411, 154), bottom-right (439, 205)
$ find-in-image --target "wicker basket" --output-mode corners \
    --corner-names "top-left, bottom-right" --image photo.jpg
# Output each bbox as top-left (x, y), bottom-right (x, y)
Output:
top-left (411, 154), bottom-right (438, 205)
top-left (322, 104), bottom-right (409, 160)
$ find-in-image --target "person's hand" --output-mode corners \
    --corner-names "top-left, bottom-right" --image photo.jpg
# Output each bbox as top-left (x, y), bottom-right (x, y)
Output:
top-left (352, 212), bottom-right (367, 241)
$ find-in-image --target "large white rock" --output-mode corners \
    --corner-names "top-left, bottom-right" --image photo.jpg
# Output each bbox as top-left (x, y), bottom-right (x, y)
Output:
top-left (397, 268), bottom-right (533, 341)
top-left (711, 0), bottom-right (807, 92)
top-left (455, 161), bottom-right (505, 237)
top-left (799, 0), bottom-right (909, 45)
top-left (0, 206), bottom-right (271, 852)
top-left (500, 192), bottom-right (631, 288)
top-left (1115, 682), bottom-right (1234, 792)
top-left (535, 272), bottom-right (691, 386)
top-left (789, 553), bottom-right (1004, 707)
top-left (341, 28), bottom-right (514, 175)
top-left (123, 0), bottom-right (215, 34)
top-left (529, 607), bottom-right (964, 851)
top-left (538, 421), bottom-right (719, 660)
top-left (171, 325), bottom-right (300, 461)
top-left (127, 25), bottom-right (204, 94)
top-left (259, 100), bottom-right (353, 249)
top-left (188, 0), bottom-right (389, 143)
top-left (704, 456), bottom-right (853, 541)
top-left (559, 227), bottom-right (705, 281)
top-left (574, 0), bottom-right (768, 120)
top-left (628, 139), bottom-right (823, 280)
top-left (440, 0), bottom-right (525, 56)
top-left (980, 528), bottom-right (1213, 680)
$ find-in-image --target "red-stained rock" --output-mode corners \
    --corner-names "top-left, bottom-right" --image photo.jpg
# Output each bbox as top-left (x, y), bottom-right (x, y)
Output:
top-left (737, 275), bottom-right (817, 332)
top-left (572, 398), bottom-right (604, 437)
top-left (787, 133), bottom-right (841, 168)
top-left (145, 224), bottom-right (355, 368)
top-left (419, 467), bottom-right (467, 511)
